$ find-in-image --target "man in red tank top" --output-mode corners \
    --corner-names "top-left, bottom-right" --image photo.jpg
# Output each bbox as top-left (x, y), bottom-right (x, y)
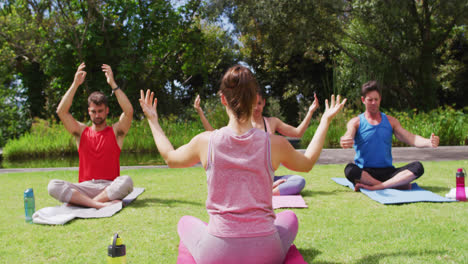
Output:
top-left (47, 63), bottom-right (134, 209)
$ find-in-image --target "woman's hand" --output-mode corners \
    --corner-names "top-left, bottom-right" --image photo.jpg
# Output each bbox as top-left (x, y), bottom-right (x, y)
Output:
top-left (194, 95), bottom-right (202, 112)
top-left (139, 89), bottom-right (158, 122)
top-left (308, 92), bottom-right (319, 113)
top-left (321, 95), bottom-right (347, 122)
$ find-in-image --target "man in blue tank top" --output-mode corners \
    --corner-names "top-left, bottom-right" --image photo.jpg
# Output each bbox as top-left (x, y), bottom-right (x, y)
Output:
top-left (340, 81), bottom-right (440, 191)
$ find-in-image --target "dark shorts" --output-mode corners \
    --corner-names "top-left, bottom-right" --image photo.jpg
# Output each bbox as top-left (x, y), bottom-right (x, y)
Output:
top-left (344, 161), bottom-right (424, 184)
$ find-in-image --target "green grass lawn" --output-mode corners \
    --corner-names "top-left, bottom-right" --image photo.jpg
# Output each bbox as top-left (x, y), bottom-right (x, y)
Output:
top-left (1, 160), bottom-right (467, 263)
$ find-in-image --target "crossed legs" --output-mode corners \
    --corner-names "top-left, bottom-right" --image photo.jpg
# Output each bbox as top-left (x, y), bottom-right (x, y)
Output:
top-left (178, 210), bottom-right (298, 264)
top-left (272, 175), bottom-right (306, 195)
top-left (67, 188), bottom-right (118, 209)
top-left (344, 161), bottom-right (424, 191)
top-left (48, 176), bottom-right (134, 208)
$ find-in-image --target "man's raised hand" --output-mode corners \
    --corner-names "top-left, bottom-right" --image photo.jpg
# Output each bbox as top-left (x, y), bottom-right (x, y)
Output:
top-left (102, 64), bottom-right (117, 88)
top-left (73, 62), bottom-right (87, 86)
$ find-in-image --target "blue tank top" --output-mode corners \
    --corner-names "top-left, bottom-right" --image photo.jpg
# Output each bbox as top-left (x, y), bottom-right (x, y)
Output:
top-left (354, 112), bottom-right (393, 168)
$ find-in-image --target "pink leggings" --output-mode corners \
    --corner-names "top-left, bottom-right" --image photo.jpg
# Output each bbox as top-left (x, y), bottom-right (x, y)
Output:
top-left (177, 210), bottom-right (298, 264)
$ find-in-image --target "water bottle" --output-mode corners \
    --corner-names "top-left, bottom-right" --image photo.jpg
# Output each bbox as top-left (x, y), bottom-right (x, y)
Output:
top-left (24, 188), bottom-right (35, 223)
top-left (107, 233), bottom-right (126, 264)
top-left (455, 168), bottom-right (466, 202)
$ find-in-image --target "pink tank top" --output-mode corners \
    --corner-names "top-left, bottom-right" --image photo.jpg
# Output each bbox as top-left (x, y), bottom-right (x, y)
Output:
top-left (78, 126), bottom-right (121, 182)
top-left (205, 127), bottom-right (276, 238)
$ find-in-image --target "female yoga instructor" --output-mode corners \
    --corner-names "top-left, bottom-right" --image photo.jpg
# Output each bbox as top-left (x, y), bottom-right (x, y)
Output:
top-left (194, 89), bottom-right (319, 195)
top-left (139, 65), bottom-right (346, 264)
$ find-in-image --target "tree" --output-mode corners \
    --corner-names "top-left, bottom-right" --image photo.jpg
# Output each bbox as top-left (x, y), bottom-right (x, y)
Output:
top-left (0, 77), bottom-right (31, 147)
top-left (205, 0), bottom-right (344, 124)
top-left (205, 0), bottom-right (468, 112)
top-left (0, 0), bottom-right (238, 128)
top-left (333, 0), bottom-right (468, 110)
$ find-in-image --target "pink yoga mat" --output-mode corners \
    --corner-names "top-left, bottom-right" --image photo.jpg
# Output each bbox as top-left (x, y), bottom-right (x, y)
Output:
top-left (272, 195), bottom-right (308, 209)
top-left (177, 242), bottom-right (307, 264)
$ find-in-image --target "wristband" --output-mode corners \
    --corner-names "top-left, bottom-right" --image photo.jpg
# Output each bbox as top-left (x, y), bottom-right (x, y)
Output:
top-left (111, 86), bottom-right (120, 96)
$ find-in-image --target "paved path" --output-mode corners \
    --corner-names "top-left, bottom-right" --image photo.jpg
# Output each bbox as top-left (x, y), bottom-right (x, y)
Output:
top-left (1, 146), bottom-right (467, 174)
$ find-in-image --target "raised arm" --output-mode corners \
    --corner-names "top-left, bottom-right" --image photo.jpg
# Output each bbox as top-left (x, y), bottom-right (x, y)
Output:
top-left (273, 93), bottom-right (319, 138)
top-left (103, 64), bottom-right (133, 146)
top-left (140, 90), bottom-right (209, 168)
top-left (194, 95), bottom-right (215, 131)
top-left (389, 116), bottom-right (439, 148)
top-left (56, 62), bottom-right (87, 144)
top-left (271, 95), bottom-right (347, 172)
top-left (340, 116), bottom-right (359, 149)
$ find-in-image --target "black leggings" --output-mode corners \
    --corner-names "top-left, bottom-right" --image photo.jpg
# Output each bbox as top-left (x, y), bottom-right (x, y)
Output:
top-left (344, 161), bottom-right (424, 184)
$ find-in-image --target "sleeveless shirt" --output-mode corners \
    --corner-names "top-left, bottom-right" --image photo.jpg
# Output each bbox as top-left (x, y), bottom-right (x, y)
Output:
top-left (354, 112), bottom-right (393, 168)
top-left (78, 126), bottom-right (121, 182)
top-left (205, 127), bottom-right (276, 238)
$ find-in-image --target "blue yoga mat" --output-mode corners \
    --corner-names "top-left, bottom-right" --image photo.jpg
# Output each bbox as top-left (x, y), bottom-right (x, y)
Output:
top-left (332, 178), bottom-right (456, 205)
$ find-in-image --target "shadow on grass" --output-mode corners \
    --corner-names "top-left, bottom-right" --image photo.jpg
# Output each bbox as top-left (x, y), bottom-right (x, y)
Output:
top-left (301, 247), bottom-right (340, 264)
top-left (301, 248), bottom-right (448, 264)
top-left (419, 185), bottom-right (450, 193)
top-left (301, 189), bottom-right (350, 197)
top-left (130, 197), bottom-right (203, 208)
top-left (354, 249), bottom-right (448, 264)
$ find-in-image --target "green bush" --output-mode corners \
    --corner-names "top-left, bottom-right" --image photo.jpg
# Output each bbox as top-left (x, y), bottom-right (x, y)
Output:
top-left (190, 96), bottom-right (229, 130)
top-left (3, 106), bottom-right (467, 161)
top-left (3, 118), bottom-right (75, 160)
top-left (3, 116), bottom-right (206, 160)
top-left (388, 106), bottom-right (468, 146)
top-left (124, 114), bottom-right (205, 153)
top-left (301, 106), bottom-right (468, 148)
top-left (300, 108), bottom-right (358, 148)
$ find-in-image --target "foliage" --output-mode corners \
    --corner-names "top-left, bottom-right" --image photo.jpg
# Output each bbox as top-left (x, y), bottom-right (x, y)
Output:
top-left (300, 106), bottom-right (468, 148)
top-left (333, 0), bottom-right (468, 110)
top-left (205, 0), bottom-right (342, 124)
top-left (264, 96), bottom-right (285, 122)
top-left (2, 118), bottom-right (75, 160)
top-left (205, 0), bottom-right (468, 116)
top-left (388, 106), bottom-right (468, 147)
top-left (1, 161), bottom-right (467, 263)
top-left (301, 108), bottom-right (358, 148)
top-left (2, 0), bottom-right (468, 147)
top-left (0, 0), bottom-right (239, 143)
top-left (4, 107), bottom-right (467, 161)
top-left (190, 95), bottom-right (229, 130)
top-left (0, 79), bottom-right (31, 147)
top-left (2, 115), bottom-right (206, 160)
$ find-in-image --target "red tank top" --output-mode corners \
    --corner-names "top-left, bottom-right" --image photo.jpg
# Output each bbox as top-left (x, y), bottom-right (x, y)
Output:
top-left (78, 126), bottom-right (121, 182)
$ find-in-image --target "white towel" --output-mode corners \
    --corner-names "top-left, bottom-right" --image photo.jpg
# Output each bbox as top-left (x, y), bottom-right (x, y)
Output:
top-left (32, 187), bottom-right (144, 225)
top-left (445, 187), bottom-right (468, 200)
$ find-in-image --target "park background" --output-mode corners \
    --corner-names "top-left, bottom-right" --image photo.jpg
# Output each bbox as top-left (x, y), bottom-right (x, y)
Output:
top-left (1, 0), bottom-right (467, 165)
top-left (1, 2), bottom-right (467, 264)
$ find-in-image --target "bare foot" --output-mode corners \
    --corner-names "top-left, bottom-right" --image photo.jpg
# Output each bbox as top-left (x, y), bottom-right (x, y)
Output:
top-left (272, 179), bottom-right (286, 196)
top-left (354, 183), bottom-right (377, 191)
top-left (272, 187), bottom-right (281, 196)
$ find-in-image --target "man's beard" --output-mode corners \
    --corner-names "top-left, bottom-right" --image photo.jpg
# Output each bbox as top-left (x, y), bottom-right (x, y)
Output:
top-left (92, 117), bottom-right (105, 125)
